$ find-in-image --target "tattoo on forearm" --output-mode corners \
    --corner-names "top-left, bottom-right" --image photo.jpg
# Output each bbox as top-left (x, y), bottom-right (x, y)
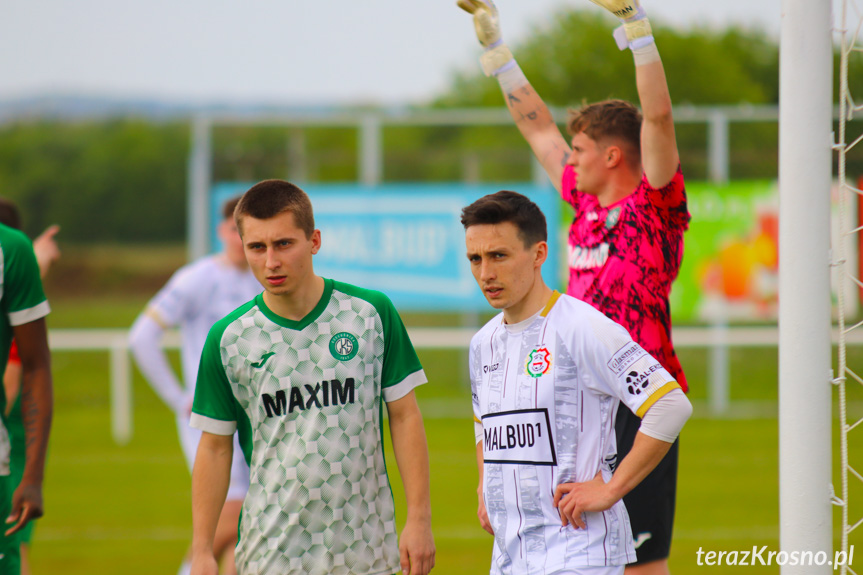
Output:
top-left (507, 93), bottom-right (521, 105)
top-left (21, 381), bottom-right (39, 449)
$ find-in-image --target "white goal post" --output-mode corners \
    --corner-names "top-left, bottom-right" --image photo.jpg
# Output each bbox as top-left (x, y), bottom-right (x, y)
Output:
top-left (778, 0), bottom-right (834, 573)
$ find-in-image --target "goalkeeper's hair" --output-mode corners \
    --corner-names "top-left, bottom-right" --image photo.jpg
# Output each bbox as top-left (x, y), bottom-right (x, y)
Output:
top-left (0, 197), bottom-right (21, 230)
top-left (460, 191), bottom-right (547, 248)
top-left (235, 180), bottom-right (315, 239)
top-left (567, 99), bottom-right (642, 168)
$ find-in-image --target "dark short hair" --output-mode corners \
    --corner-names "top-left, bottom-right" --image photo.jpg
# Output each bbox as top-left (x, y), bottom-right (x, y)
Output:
top-left (221, 195), bottom-right (242, 220)
top-left (234, 180), bottom-right (315, 239)
top-left (460, 191), bottom-right (547, 247)
top-left (0, 197), bottom-right (22, 230)
top-left (567, 99), bottom-right (642, 164)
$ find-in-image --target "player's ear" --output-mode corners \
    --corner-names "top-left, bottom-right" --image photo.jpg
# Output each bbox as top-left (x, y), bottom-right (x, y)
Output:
top-left (533, 241), bottom-right (548, 268)
top-left (310, 229), bottom-right (322, 255)
top-left (605, 144), bottom-right (623, 168)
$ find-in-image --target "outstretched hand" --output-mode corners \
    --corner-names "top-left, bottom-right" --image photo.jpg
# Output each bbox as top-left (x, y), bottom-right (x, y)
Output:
top-left (5, 481), bottom-right (43, 536)
top-left (33, 224), bottom-right (61, 279)
top-left (456, 0), bottom-right (502, 48)
top-left (552, 472), bottom-right (619, 529)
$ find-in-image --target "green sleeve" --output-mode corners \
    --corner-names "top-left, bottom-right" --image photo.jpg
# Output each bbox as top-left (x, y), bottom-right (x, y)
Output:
top-left (191, 322), bottom-right (238, 434)
top-left (379, 296), bottom-right (424, 390)
top-left (1, 227), bottom-right (47, 324)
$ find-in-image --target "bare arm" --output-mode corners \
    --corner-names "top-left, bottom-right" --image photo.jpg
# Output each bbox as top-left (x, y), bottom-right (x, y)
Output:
top-left (386, 391), bottom-right (435, 575)
top-left (553, 431), bottom-right (671, 528)
top-left (457, 0), bottom-right (570, 191)
top-left (3, 361), bottom-right (21, 418)
top-left (7, 318), bottom-right (52, 535)
top-left (551, 387), bottom-right (691, 527)
top-left (503, 83), bottom-right (571, 193)
top-left (475, 440), bottom-right (493, 534)
top-left (636, 57), bottom-right (679, 188)
top-left (191, 432), bottom-right (233, 575)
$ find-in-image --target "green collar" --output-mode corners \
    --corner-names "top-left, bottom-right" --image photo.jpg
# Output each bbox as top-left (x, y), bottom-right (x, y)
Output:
top-left (255, 278), bottom-right (333, 331)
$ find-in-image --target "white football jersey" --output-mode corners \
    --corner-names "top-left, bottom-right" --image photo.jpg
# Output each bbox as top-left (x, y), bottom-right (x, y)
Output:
top-left (147, 255), bottom-right (260, 393)
top-left (470, 292), bottom-right (680, 573)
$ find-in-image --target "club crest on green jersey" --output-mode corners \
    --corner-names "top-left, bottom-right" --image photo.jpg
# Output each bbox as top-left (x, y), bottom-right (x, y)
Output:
top-left (525, 346), bottom-right (552, 378)
top-left (329, 332), bottom-right (359, 361)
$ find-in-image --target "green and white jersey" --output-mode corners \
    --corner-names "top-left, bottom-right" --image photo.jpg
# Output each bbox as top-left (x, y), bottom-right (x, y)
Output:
top-left (191, 278), bottom-right (426, 575)
top-left (0, 224), bottom-right (49, 475)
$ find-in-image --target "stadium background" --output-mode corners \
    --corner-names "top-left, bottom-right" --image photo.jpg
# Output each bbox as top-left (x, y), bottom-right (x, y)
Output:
top-left (0, 4), bottom-right (860, 574)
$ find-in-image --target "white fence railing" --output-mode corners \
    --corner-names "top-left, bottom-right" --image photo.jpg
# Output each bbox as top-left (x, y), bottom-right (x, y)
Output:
top-left (49, 326), bottom-right (863, 445)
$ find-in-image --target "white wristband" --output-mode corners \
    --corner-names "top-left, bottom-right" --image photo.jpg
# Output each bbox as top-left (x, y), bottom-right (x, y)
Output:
top-left (632, 41), bottom-right (660, 66)
top-left (496, 61), bottom-right (528, 93)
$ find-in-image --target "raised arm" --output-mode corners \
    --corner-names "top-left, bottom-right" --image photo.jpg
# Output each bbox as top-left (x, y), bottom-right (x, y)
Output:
top-left (7, 318), bottom-right (53, 536)
top-left (386, 391), bottom-right (435, 575)
top-left (591, 0), bottom-right (679, 186)
top-left (191, 431), bottom-right (233, 575)
top-left (633, 29), bottom-right (678, 186)
top-left (457, 0), bottom-right (570, 191)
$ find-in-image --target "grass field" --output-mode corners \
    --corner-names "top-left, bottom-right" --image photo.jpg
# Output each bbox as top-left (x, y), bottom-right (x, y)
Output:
top-left (23, 274), bottom-right (863, 574)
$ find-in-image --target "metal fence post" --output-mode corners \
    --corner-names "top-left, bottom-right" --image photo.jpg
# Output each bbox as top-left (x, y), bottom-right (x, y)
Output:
top-left (708, 109), bottom-right (730, 185)
top-left (110, 337), bottom-right (133, 446)
top-left (359, 114), bottom-right (382, 186)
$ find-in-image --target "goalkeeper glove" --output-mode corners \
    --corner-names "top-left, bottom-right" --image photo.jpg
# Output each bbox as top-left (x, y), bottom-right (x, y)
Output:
top-left (586, 0), bottom-right (654, 51)
top-left (456, 0), bottom-right (516, 77)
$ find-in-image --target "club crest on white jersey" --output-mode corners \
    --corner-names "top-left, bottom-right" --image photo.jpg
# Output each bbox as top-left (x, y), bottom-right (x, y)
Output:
top-left (525, 346), bottom-right (552, 378)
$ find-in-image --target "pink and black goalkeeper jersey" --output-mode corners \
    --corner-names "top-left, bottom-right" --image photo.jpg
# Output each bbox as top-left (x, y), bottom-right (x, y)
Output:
top-left (560, 164), bottom-right (691, 392)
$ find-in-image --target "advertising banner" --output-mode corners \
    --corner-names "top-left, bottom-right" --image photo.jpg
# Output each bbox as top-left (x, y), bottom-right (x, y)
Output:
top-left (211, 183), bottom-right (560, 311)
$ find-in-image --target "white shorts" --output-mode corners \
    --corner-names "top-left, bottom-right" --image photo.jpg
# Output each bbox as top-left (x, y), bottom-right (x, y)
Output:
top-left (177, 414), bottom-right (250, 501)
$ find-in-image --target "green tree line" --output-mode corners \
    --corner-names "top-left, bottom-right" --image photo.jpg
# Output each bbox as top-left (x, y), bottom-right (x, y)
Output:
top-left (0, 9), bottom-right (857, 242)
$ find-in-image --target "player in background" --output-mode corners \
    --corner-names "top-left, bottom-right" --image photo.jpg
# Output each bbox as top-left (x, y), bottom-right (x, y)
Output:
top-left (0, 207), bottom-right (53, 574)
top-left (129, 196), bottom-right (260, 575)
top-left (457, 1), bottom-right (689, 572)
top-left (190, 180), bottom-right (435, 575)
top-left (462, 190), bottom-right (691, 575)
top-left (0, 198), bottom-right (60, 575)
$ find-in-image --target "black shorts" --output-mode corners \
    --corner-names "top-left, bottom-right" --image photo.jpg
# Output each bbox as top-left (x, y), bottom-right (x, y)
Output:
top-left (615, 404), bottom-right (679, 565)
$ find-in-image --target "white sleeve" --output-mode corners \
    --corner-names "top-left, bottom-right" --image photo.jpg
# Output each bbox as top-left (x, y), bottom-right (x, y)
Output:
top-left (469, 336), bottom-right (484, 445)
top-left (580, 311), bottom-right (679, 418)
top-left (129, 311), bottom-right (188, 414)
top-left (638, 388), bottom-right (693, 443)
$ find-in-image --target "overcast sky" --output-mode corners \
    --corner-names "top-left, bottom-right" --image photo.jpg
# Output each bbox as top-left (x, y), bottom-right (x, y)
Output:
top-left (1, 0), bottom-right (791, 106)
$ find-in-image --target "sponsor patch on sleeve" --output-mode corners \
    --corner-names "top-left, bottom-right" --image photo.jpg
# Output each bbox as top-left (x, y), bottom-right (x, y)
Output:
top-left (621, 363), bottom-right (666, 396)
top-left (481, 408), bottom-right (557, 466)
top-left (607, 342), bottom-right (648, 376)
